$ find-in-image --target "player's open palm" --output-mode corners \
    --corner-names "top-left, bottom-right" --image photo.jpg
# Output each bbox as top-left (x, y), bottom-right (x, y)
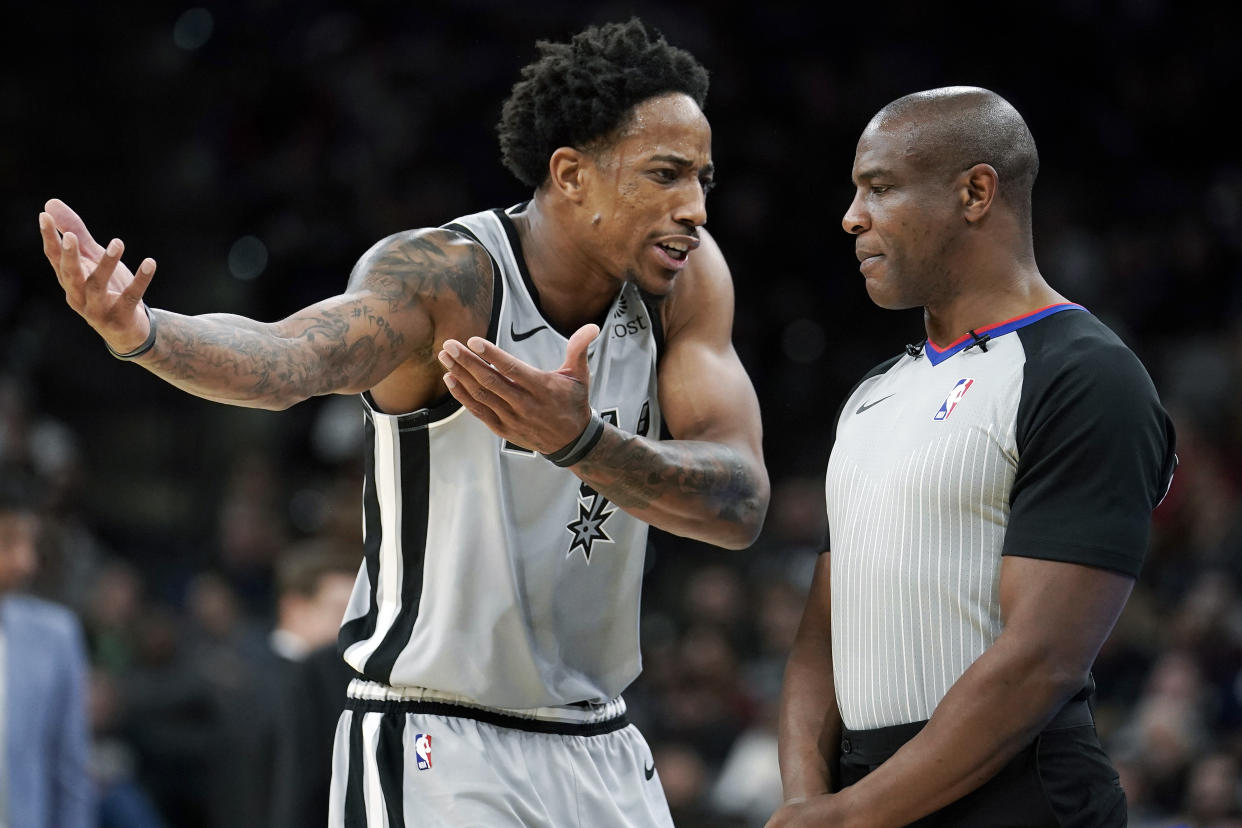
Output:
top-left (438, 323), bottom-right (600, 454)
top-left (38, 198), bottom-right (156, 353)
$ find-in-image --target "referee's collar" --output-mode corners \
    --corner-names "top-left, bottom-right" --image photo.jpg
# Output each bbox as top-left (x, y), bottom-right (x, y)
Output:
top-left (923, 303), bottom-right (1086, 366)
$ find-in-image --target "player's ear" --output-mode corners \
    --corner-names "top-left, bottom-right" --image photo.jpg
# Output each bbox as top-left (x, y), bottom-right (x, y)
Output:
top-left (960, 163), bottom-right (998, 224)
top-left (548, 147), bottom-right (588, 204)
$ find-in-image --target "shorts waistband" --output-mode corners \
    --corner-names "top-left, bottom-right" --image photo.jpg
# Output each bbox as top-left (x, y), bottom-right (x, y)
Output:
top-left (345, 679), bottom-right (630, 737)
top-left (840, 698), bottom-right (1094, 766)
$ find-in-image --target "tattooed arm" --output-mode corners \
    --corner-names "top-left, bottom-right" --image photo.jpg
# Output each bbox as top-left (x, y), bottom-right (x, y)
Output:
top-left (571, 230), bottom-right (769, 548)
top-left (39, 199), bottom-right (492, 412)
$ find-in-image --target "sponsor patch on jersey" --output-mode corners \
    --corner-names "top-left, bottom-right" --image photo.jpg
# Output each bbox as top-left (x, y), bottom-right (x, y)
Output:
top-left (414, 733), bottom-right (432, 770)
top-left (934, 378), bottom-right (974, 421)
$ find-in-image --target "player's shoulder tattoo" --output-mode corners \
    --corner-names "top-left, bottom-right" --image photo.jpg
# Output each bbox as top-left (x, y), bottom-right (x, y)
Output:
top-left (350, 227), bottom-right (493, 317)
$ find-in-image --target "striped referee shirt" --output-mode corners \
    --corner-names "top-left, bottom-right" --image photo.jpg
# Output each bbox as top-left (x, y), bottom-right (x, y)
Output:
top-left (825, 304), bottom-right (1175, 730)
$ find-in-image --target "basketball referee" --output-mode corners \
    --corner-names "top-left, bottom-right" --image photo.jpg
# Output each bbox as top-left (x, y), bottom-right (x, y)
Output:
top-left (39, 19), bottom-right (768, 827)
top-left (768, 88), bottom-right (1176, 827)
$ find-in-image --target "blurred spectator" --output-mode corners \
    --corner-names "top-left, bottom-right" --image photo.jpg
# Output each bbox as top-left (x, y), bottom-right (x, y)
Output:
top-left (745, 574), bottom-right (808, 706)
top-left (651, 741), bottom-right (719, 828)
top-left (268, 539), bottom-right (356, 663)
top-left (269, 540), bottom-right (358, 828)
top-left (0, 375), bottom-right (106, 612)
top-left (271, 641), bottom-right (356, 828)
top-left (0, 470), bottom-right (94, 827)
top-left (208, 539), bottom-right (356, 828)
top-left (215, 451), bottom-right (289, 616)
top-left (1111, 651), bottom-right (1214, 815)
top-left (708, 700), bottom-right (783, 826)
top-left (117, 601), bottom-right (217, 827)
top-left (1172, 752), bottom-right (1242, 828)
top-left (85, 558), bottom-right (147, 674)
top-left (92, 667), bottom-right (168, 828)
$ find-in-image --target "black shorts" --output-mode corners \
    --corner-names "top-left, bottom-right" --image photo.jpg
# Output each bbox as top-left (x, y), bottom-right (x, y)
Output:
top-left (837, 701), bottom-right (1126, 827)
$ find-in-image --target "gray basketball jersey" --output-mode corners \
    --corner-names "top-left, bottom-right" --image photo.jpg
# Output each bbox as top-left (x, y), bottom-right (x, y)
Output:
top-left (826, 305), bottom-right (1174, 730)
top-left (339, 204), bottom-right (662, 709)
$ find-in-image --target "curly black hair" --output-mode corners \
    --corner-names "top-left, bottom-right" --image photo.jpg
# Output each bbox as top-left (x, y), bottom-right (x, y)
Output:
top-left (497, 18), bottom-right (710, 188)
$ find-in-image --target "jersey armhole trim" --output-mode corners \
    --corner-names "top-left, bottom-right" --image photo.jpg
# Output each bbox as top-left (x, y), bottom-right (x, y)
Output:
top-left (362, 222), bottom-right (505, 428)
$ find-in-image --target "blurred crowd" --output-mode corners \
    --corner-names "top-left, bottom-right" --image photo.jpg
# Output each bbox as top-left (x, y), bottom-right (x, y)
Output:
top-left (4, 1), bottom-right (1242, 826)
top-left (6, 381), bottom-right (1242, 828)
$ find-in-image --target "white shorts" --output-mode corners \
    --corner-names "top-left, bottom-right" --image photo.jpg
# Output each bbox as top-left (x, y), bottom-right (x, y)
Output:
top-left (328, 680), bottom-right (674, 827)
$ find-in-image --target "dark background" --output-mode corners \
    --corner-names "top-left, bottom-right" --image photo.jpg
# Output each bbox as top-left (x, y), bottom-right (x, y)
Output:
top-left (3, 2), bottom-right (1242, 826)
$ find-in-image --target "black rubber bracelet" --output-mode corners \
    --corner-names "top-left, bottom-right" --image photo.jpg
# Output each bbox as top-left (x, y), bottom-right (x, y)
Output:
top-left (543, 410), bottom-right (606, 467)
top-left (105, 304), bottom-right (158, 360)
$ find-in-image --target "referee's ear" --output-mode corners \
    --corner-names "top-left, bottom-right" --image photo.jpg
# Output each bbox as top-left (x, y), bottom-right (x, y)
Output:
top-left (959, 163), bottom-right (998, 224)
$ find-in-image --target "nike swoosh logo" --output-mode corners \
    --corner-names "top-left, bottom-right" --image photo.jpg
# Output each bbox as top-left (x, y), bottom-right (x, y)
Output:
top-left (644, 762), bottom-right (656, 781)
top-left (856, 394), bottom-right (894, 414)
top-left (511, 323), bottom-right (548, 341)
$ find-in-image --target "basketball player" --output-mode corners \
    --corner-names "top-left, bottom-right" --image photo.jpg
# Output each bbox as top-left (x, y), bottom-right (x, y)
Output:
top-left (767, 88), bottom-right (1176, 827)
top-left (39, 18), bottom-right (768, 828)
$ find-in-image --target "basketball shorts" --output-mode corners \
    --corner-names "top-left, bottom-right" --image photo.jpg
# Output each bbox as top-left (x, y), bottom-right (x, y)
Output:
top-left (328, 679), bottom-right (674, 827)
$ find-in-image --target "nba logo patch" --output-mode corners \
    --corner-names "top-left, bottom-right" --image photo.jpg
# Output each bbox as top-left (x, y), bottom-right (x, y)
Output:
top-left (414, 733), bottom-right (432, 770)
top-left (934, 378), bottom-right (974, 420)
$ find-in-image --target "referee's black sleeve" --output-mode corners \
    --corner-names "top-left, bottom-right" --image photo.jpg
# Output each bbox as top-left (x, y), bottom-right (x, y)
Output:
top-left (1004, 318), bottom-right (1177, 577)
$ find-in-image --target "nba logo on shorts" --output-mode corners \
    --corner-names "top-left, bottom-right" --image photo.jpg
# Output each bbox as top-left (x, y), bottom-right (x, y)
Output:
top-left (934, 378), bottom-right (974, 421)
top-left (414, 733), bottom-right (432, 770)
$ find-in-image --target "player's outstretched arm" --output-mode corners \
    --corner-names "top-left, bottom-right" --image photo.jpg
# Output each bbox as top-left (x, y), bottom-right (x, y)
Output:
top-left (437, 230), bottom-right (768, 549)
top-left (40, 199), bottom-right (487, 410)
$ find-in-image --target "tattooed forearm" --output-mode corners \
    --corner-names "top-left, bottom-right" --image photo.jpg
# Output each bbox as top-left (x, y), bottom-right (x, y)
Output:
top-left (138, 303), bottom-right (390, 410)
top-left (573, 427), bottom-right (767, 547)
top-left (126, 228), bottom-right (493, 411)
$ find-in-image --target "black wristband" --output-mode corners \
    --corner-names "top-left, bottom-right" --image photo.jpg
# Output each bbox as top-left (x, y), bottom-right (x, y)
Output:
top-left (105, 304), bottom-right (158, 360)
top-left (543, 410), bottom-right (606, 467)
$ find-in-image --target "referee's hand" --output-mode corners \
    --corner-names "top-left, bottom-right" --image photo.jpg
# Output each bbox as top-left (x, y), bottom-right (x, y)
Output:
top-left (765, 794), bottom-right (846, 828)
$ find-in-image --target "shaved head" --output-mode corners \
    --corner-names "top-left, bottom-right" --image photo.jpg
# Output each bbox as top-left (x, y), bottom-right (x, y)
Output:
top-left (869, 86), bottom-right (1039, 222)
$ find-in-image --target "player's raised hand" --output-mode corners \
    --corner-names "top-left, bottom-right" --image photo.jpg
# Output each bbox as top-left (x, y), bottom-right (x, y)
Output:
top-left (438, 323), bottom-right (601, 454)
top-left (39, 198), bottom-right (157, 354)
